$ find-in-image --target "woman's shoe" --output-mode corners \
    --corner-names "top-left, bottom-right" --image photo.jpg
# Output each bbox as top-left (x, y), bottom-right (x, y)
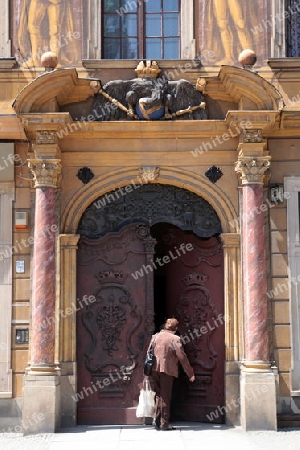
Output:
top-left (152, 418), bottom-right (160, 429)
top-left (161, 426), bottom-right (176, 431)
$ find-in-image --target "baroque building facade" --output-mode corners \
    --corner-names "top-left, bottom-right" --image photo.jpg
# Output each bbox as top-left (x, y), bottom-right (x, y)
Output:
top-left (0, 0), bottom-right (300, 434)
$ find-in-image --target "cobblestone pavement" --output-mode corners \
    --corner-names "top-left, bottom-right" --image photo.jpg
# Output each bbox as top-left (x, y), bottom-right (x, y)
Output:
top-left (0, 423), bottom-right (300, 450)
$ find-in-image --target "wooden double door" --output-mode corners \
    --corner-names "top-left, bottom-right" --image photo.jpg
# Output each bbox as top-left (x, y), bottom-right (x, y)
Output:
top-left (76, 222), bottom-right (224, 424)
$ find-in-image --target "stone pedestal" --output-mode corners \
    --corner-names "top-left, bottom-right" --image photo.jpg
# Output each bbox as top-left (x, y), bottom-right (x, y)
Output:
top-left (22, 375), bottom-right (60, 435)
top-left (241, 370), bottom-right (277, 431)
top-left (235, 140), bottom-right (277, 430)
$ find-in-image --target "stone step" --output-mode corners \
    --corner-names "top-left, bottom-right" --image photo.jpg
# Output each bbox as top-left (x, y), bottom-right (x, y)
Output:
top-left (277, 414), bottom-right (300, 428)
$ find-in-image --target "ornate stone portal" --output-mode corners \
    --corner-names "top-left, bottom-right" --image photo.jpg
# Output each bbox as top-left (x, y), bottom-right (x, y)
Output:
top-left (10, 60), bottom-right (285, 431)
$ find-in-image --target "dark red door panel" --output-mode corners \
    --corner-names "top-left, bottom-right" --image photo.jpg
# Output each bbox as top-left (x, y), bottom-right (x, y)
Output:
top-left (76, 224), bottom-right (156, 424)
top-left (162, 227), bottom-right (225, 423)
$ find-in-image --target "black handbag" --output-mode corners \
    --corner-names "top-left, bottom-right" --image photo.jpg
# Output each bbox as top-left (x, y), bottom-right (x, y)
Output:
top-left (144, 335), bottom-right (157, 376)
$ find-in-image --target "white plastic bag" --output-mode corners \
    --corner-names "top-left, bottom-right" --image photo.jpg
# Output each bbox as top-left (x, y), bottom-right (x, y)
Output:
top-left (136, 378), bottom-right (156, 418)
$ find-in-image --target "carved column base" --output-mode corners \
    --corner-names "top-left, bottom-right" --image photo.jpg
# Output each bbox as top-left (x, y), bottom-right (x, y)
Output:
top-left (22, 374), bottom-right (61, 435)
top-left (240, 370), bottom-right (277, 431)
top-left (242, 360), bottom-right (272, 373)
top-left (26, 364), bottom-right (61, 377)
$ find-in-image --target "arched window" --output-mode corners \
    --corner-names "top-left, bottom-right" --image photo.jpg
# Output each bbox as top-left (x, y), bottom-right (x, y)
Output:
top-left (102, 0), bottom-right (181, 59)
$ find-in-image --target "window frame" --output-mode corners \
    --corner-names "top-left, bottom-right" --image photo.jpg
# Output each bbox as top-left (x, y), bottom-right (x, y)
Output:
top-left (101, 0), bottom-right (182, 60)
top-left (285, 176), bottom-right (300, 396)
top-left (284, 0), bottom-right (300, 57)
top-left (85, 0), bottom-right (194, 60)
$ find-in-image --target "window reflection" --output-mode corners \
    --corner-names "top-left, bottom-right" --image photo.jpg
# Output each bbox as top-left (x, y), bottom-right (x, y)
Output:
top-left (163, 14), bottom-right (179, 36)
top-left (122, 38), bottom-right (138, 59)
top-left (104, 0), bottom-right (119, 13)
top-left (122, 14), bottom-right (137, 36)
top-left (104, 39), bottom-right (121, 59)
top-left (146, 0), bottom-right (161, 13)
top-left (146, 38), bottom-right (162, 59)
top-left (104, 15), bottom-right (120, 37)
top-left (164, 38), bottom-right (179, 58)
top-left (146, 16), bottom-right (161, 36)
top-left (164, 0), bottom-right (179, 11)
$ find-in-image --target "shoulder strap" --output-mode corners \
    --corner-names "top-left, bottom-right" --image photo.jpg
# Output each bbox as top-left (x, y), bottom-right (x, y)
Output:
top-left (149, 333), bottom-right (158, 350)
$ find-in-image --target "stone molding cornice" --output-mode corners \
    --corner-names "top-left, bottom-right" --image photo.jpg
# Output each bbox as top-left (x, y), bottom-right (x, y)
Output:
top-left (0, 58), bottom-right (16, 69)
top-left (28, 159), bottom-right (62, 189)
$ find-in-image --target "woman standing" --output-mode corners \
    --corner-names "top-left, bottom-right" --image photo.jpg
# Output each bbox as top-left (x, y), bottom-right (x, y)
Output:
top-left (149, 318), bottom-right (195, 431)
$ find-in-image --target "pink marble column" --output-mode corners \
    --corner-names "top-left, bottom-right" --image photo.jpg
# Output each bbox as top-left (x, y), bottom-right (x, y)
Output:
top-left (235, 147), bottom-right (271, 369)
top-left (28, 158), bottom-right (61, 374)
top-left (31, 187), bottom-right (57, 368)
top-left (242, 184), bottom-right (269, 363)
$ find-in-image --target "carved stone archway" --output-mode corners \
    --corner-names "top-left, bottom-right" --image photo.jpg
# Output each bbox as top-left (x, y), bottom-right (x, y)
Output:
top-left (58, 172), bottom-right (241, 426)
top-left (61, 167), bottom-right (238, 235)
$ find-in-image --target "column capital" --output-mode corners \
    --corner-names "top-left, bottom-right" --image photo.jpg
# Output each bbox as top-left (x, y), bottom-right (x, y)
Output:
top-left (235, 152), bottom-right (271, 185)
top-left (28, 158), bottom-right (62, 188)
top-left (220, 233), bottom-right (240, 247)
top-left (59, 234), bottom-right (80, 248)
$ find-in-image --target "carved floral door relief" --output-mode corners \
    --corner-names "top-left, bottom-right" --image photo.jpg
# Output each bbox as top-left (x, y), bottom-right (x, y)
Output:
top-left (76, 223), bottom-right (156, 424)
top-left (158, 226), bottom-right (225, 423)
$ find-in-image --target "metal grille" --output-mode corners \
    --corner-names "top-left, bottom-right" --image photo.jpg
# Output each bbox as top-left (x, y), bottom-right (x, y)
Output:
top-left (15, 328), bottom-right (29, 345)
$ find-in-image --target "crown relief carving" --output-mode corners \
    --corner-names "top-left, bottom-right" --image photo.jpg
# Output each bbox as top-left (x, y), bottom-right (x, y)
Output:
top-left (135, 60), bottom-right (161, 79)
top-left (182, 273), bottom-right (209, 287)
top-left (96, 270), bottom-right (128, 285)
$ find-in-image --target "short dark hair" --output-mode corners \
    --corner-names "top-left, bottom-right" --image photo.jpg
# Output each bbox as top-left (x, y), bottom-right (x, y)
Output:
top-left (164, 318), bottom-right (179, 331)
